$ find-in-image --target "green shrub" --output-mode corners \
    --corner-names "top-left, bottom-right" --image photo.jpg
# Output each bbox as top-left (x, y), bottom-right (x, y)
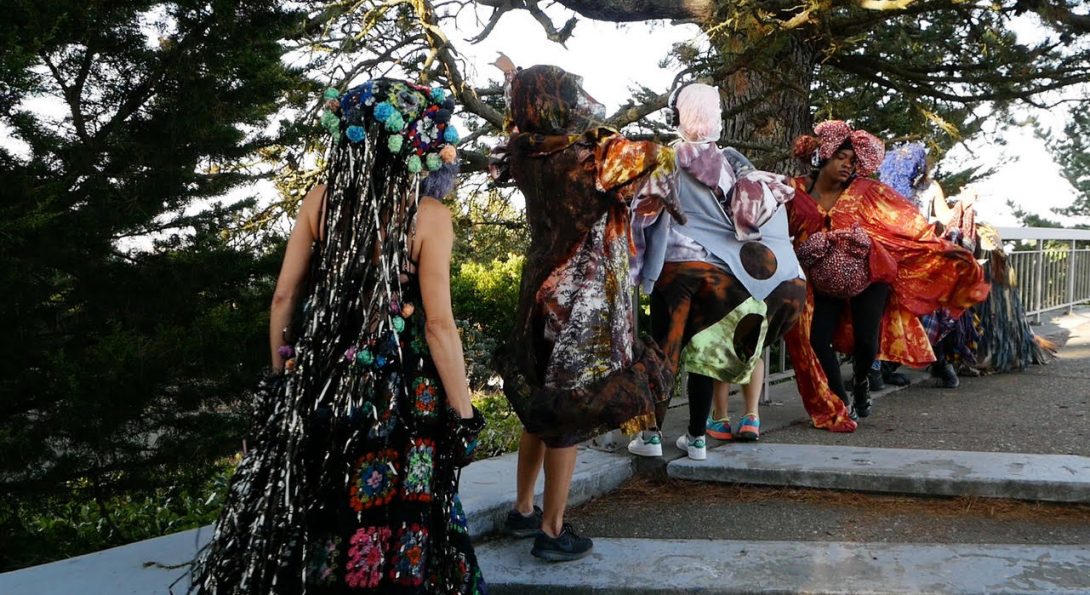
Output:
top-left (2, 461), bottom-right (235, 571)
top-left (472, 391), bottom-right (523, 458)
top-left (451, 254), bottom-right (523, 389)
top-left (451, 254), bottom-right (523, 341)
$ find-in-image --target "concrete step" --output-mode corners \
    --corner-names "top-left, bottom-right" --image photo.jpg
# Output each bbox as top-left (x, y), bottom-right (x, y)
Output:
top-left (611, 364), bottom-right (935, 479)
top-left (668, 443), bottom-right (1090, 503)
top-left (0, 446), bottom-right (634, 594)
top-left (478, 537), bottom-right (1090, 594)
top-left (461, 446), bottom-right (633, 538)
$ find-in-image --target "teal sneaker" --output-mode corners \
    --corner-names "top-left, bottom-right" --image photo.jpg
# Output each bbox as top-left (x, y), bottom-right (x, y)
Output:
top-left (735, 414), bottom-right (760, 442)
top-left (706, 416), bottom-right (733, 441)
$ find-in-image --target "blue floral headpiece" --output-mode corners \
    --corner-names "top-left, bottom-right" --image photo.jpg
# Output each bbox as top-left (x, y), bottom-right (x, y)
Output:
top-left (878, 141), bottom-right (928, 199)
top-left (319, 79), bottom-right (460, 174)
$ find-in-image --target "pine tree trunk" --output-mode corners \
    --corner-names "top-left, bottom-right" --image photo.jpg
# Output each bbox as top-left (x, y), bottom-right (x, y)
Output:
top-left (716, 33), bottom-right (820, 174)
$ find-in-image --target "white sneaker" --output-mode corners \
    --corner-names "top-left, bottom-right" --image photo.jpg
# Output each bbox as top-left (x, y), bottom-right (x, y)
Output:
top-left (676, 433), bottom-right (707, 460)
top-left (627, 432), bottom-right (663, 457)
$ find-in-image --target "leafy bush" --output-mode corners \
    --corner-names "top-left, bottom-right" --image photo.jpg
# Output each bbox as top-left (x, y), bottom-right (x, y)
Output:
top-left (458, 320), bottom-right (501, 390)
top-left (472, 391), bottom-right (523, 458)
top-left (2, 461), bottom-right (235, 572)
top-left (451, 254), bottom-right (523, 389)
top-left (451, 254), bottom-right (523, 341)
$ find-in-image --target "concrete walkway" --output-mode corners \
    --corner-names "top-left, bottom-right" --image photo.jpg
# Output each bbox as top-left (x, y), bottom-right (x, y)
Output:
top-left (0, 447), bottom-right (633, 594)
top-left (478, 538), bottom-right (1090, 594)
top-left (5, 308), bottom-right (1088, 594)
top-left (668, 443), bottom-right (1090, 502)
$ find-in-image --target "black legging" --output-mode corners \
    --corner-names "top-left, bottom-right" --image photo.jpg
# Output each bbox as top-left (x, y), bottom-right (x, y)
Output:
top-left (810, 282), bottom-right (890, 402)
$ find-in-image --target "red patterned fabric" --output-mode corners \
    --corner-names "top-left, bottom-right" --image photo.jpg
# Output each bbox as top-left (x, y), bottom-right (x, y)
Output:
top-left (797, 224), bottom-right (872, 299)
top-left (785, 176), bottom-right (990, 431)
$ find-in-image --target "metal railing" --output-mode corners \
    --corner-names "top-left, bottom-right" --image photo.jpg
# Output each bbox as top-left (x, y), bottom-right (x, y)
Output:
top-left (996, 227), bottom-right (1090, 322)
top-left (755, 226), bottom-right (1090, 403)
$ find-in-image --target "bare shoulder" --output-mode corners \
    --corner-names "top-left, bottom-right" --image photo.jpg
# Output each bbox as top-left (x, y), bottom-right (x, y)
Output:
top-left (299, 184), bottom-right (327, 238)
top-left (301, 184), bottom-right (326, 213)
top-left (416, 196), bottom-right (453, 233)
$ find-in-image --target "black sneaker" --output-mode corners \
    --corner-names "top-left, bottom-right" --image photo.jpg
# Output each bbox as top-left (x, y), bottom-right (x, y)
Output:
top-left (531, 523), bottom-right (593, 562)
top-left (503, 505), bottom-right (543, 538)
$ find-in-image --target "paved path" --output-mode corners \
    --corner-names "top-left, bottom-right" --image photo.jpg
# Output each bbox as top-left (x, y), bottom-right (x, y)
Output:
top-left (478, 538), bottom-right (1090, 594)
top-left (669, 443), bottom-right (1090, 502)
top-left (4, 308), bottom-right (1089, 594)
top-left (0, 448), bottom-right (633, 594)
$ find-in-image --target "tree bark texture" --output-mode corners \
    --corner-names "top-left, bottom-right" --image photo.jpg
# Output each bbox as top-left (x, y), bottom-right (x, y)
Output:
top-left (716, 32), bottom-right (820, 174)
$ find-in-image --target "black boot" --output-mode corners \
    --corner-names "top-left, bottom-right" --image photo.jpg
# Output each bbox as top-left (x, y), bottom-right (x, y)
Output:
top-left (881, 362), bottom-right (910, 386)
top-left (867, 368), bottom-right (885, 391)
top-left (853, 376), bottom-right (872, 418)
top-left (930, 361), bottom-right (960, 389)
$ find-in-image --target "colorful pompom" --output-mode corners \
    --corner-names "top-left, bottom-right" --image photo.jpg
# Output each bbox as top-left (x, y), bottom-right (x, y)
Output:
top-left (385, 113), bottom-right (405, 132)
top-left (443, 126), bottom-right (460, 144)
top-left (277, 345), bottom-right (295, 359)
top-left (406, 155), bottom-right (422, 173)
top-left (322, 87), bottom-right (340, 100)
top-left (439, 144), bottom-right (457, 164)
top-left (400, 303), bottom-right (415, 317)
top-left (320, 109), bottom-right (339, 129)
top-left (425, 153), bottom-right (442, 171)
top-left (433, 108), bottom-right (452, 124)
top-left (373, 102), bottom-right (396, 123)
top-left (388, 135), bottom-right (404, 154)
top-left (346, 125), bottom-right (366, 143)
top-left (344, 346), bottom-right (358, 362)
top-left (391, 317), bottom-right (405, 333)
top-left (430, 87), bottom-right (447, 102)
top-left (356, 349), bottom-right (374, 366)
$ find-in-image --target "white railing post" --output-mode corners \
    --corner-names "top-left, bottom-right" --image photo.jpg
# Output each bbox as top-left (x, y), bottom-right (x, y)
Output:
top-left (1068, 239), bottom-right (1077, 314)
top-left (760, 346), bottom-right (772, 406)
top-left (1034, 239), bottom-right (1045, 323)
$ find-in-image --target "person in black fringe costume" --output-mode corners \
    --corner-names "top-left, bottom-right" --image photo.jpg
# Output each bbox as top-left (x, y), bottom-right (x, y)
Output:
top-left (188, 79), bottom-right (487, 594)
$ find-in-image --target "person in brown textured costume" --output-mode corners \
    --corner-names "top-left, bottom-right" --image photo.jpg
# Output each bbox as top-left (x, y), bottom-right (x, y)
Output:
top-left (490, 61), bottom-right (678, 561)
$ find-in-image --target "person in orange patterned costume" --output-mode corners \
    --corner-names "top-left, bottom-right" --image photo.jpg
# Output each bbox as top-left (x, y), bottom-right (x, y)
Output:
top-left (784, 120), bottom-right (990, 431)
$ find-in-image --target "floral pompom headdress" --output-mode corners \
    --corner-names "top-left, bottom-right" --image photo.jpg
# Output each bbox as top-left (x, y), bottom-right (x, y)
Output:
top-left (319, 79), bottom-right (460, 174)
top-left (792, 120), bottom-right (885, 177)
top-left (877, 141), bottom-right (928, 199)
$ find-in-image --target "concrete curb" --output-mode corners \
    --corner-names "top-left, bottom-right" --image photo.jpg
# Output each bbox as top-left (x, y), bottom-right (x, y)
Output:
top-left (620, 364), bottom-right (935, 479)
top-left (668, 443), bottom-right (1090, 503)
top-left (477, 538), bottom-right (1090, 594)
top-left (461, 446), bottom-right (634, 539)
top-left (0, 446), bottom-right (634, 594)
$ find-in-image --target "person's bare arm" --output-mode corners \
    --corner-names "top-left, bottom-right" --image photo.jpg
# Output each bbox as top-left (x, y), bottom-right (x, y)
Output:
top-left (929, 181), bottom-right (953, 223)
top-left (269, 184), bottom-right (325, 372)
top-left (414, 198), bottom-right (473, 418)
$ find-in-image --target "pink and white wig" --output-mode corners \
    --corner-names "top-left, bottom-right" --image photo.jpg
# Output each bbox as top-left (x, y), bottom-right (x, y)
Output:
top-left (675, 83), bottom-right (722, 143)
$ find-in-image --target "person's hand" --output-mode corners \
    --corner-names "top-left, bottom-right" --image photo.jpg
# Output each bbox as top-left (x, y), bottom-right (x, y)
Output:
top-left (493, 52), bottom-right (516, 74)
